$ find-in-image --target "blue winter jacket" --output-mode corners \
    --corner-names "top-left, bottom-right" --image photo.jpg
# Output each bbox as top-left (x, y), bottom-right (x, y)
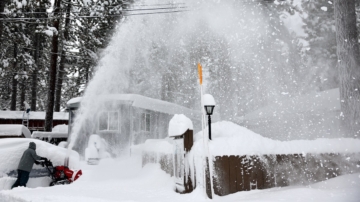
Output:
top-left (17, 142), bottom-right (42, 172)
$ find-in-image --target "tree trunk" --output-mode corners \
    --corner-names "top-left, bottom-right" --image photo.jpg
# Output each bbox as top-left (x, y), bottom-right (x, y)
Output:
top-left (19, 69), bottom-right (25, 111)
top-left (55, 0), bottom-right (71, 112)
top-left (10, 73), bottom-right (18, 111)
top-left (85, 65), bottom-right (89, 85)
top-left (0, 0), bottom-right (6, 39)
top-left (10, 44), bottom-right (18, 111)
top-left (334, 0), bottom-right (360, 137)
top-left (31, 33), bottom-right (40, 111)
top-left (45, 0), bottom-right (62, 131)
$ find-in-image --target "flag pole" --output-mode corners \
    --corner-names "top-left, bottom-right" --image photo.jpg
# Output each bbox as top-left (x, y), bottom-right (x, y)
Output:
top-left (197, 63), bottom-right (209, 198)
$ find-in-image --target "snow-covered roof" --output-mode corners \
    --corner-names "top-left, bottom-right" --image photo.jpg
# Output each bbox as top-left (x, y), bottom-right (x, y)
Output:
top-left (67, 94), bottom-right (201, 120)
top-left (32, 131), bottom-right (68, 139)
top-left (243, 88), bottom-right (340, 121)
top-left (0, 124), bottom-right (31, 138)
top-left (66, 97), bottom-right (82, 109)
top-left (0, 111), bottom-right (68, 120)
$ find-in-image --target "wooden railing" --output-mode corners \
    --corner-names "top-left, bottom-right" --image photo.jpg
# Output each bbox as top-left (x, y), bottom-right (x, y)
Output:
top-left (212, 153), bottom-right (360, 196)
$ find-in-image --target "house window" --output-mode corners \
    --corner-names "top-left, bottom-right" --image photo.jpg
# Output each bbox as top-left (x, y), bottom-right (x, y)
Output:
top-left (141, 113), bottom-right (150, 132)
top-left (99, 111), bottom-right (119, 131)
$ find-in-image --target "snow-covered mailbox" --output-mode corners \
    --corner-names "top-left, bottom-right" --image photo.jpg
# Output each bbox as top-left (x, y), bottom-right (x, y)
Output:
top-left (85, 134), bottom-right (111, 165)
top-left (168, 114), bottom-right (194, 193)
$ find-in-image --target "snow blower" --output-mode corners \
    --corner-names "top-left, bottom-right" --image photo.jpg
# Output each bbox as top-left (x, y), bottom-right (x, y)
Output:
top-left (41, 159), bottom-right (82, 186)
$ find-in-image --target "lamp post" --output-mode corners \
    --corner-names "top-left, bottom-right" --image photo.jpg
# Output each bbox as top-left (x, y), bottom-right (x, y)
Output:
top-left (203, 94), bottom-right (215, 140)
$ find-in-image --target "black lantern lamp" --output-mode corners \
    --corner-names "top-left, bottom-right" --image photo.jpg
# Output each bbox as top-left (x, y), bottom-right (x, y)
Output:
top-left (203, 94), bottom-right (216, 140)
top-left (204, 105), bottom-right (215, 116)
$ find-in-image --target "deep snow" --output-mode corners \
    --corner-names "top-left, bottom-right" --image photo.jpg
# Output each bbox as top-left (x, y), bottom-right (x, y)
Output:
top-left (0, 155), bottom-right (359, 202)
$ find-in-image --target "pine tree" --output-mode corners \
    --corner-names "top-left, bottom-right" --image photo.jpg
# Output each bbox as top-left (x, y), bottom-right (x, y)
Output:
top-left (301, 0), bottom-right (338, 91)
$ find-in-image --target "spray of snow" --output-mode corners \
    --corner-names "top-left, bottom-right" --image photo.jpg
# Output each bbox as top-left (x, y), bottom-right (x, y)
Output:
top-left (68, 0), bottom-right (299, 153)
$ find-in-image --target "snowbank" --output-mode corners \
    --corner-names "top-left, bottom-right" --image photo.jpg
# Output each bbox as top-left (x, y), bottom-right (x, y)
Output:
top-left (192, 121), bottom-right (360, 156)
top-left (31, 131), bottom-right (68, 139)
top-left (0, 125), bottom-right (31, 138)
top-left (32, 124), bottom-right (68, 139)
top-left (32, 131), bottom-right (68, 139)
top-left (168, 114), bottom-right (193, 137)
top-left (53, 124), bottom-right (68, 133)
top-left (0, 138), bottom-right (80, 175)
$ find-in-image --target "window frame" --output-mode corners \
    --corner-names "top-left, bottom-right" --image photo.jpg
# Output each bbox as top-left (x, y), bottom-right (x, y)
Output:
top-left (98, 111), bottom-right (120, 132)
top-left (141, 112), bottom-right (151, 132)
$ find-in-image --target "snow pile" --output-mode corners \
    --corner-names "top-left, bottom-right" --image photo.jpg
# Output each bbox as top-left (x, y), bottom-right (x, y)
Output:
top-left (52, 124), bottom-right (68, 133)
top-left (32, 124), bottom-right (68, 139)
top-left (142, 139), bottom-right (173, 154)
top-left (0, 125), bottom-right (31, 138)
top-left (32, 131), bottom-right (68, 139)
top-left (203, 94), bottom-right (216, 106)
top-left (192, 121), bottom-right (360, 156)
top-left (66, 96), bottom-right (82, 106)
top-left (0, 138), bottom-right (80, 175)
top-left (168, 114), bottom-right (193, 137)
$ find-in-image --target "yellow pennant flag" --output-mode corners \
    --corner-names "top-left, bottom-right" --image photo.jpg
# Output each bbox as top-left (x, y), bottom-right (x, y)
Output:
top-left (197, 63), bottom-right (203, 85)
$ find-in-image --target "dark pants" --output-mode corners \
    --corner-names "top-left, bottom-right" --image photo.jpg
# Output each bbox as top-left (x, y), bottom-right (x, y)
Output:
top-left (11, 170), bottom-right (30, 189)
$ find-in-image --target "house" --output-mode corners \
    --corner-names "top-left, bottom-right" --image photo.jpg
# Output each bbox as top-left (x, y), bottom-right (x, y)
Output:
top-left (0, 111), bottom-right (68, 132)
top-left (241, 88), bottom-right (341, 140)
top-left (66, 94), bottom-right (201, 153)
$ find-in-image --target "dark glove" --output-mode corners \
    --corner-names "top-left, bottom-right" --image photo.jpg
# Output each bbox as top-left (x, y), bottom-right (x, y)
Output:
top-left (34, 161), bottom-right (40, 165)
top-left (40, 157), bottom-right (48, 161)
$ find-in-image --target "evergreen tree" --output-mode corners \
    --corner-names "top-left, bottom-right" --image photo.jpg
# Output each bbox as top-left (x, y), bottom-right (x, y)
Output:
top-left (301, 0), bottom-right (338, 91)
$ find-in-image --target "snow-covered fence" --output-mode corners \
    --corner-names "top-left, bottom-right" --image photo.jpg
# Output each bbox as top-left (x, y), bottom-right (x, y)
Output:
top-left (141, 139), bottom-right (174, 176)
top-left (141, 129), bottom-right (194, 193)
top-left (142, 152), bottom-right (173, 176)
top-left (212, 153), bottom-right (360, 196)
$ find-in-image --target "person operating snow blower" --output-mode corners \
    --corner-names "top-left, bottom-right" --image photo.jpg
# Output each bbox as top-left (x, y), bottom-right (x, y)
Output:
top-left (11, 142), bottom-right (48, 189)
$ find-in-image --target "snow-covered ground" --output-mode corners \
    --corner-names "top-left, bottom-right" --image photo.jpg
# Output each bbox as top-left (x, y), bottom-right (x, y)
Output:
top-left (0, 155), bottom-right (359, 202)
top-left (1, 121), bottom-right (360, 201)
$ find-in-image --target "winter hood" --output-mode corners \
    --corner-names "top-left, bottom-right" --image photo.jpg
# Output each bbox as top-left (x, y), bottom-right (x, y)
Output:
top-left (29, 142), bottom-right (36, 150)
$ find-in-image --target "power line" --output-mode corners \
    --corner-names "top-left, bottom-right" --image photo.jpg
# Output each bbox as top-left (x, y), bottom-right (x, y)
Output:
top-left (0, 9), bottom-right (190, 21)
top-left (0, 5), bottom-right (188, 15)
